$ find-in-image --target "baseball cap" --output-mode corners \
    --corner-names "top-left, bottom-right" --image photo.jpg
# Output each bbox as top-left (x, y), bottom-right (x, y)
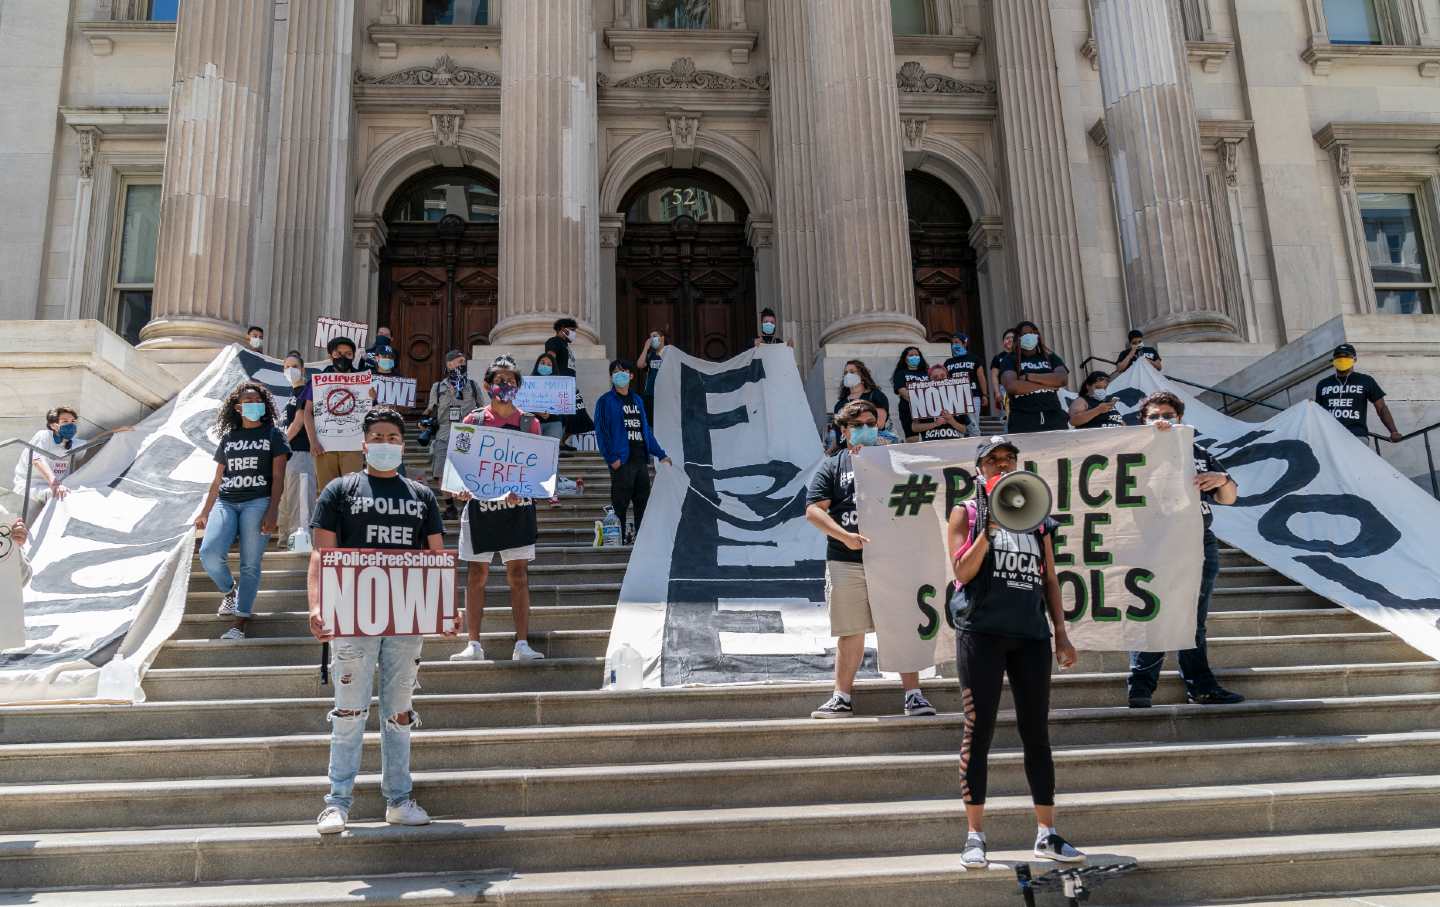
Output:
top-left (1333, 343), bottom-right (1356, 358)
top-left (975, 435), bottom-right (1020, 467)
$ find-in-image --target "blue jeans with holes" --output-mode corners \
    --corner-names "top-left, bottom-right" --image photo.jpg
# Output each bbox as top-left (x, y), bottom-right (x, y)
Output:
top-left (1128, 531), bottom-right (1221, 699)
top-left (324, 634), bottom-right (425, 811)
top-left (198, 497), bottom-right (271, 617)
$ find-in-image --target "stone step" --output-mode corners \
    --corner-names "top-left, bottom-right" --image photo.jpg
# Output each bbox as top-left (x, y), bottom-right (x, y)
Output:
top-left (1206, 585), bottom-right (1334, 611)
top-left (5, 731), bottom-right (1440, 832)
top-left (3, 780), bottom-right (1439, 890)
top-left (177, 597), bottom-right (618, 635)
top-left (1210, 564), bottom-right (1296, 588)
top-left (151, 629), bottom-right (612, 669)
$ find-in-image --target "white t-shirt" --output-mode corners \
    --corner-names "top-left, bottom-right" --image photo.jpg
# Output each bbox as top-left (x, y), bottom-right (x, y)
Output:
top-left (12, 429), bottom-right (81, 494)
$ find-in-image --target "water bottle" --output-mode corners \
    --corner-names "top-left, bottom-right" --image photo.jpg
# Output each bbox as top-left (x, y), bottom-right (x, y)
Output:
top-left (289, 528), bottom-right (312, 553)
top-left (605, 643), bottom-right (644, 690)
top-left (593, 519), bottom-right (604, 548)
top-left (601, 506), bottom-right (622, 547)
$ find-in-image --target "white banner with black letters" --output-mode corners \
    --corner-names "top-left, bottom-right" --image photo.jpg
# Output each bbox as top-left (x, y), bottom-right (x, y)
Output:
top-left (854, 426), bottom-right (1204, 672)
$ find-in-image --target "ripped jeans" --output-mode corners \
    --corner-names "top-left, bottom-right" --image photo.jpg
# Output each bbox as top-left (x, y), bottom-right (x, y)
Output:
top-left (324, 634), bottom-right (425, 811)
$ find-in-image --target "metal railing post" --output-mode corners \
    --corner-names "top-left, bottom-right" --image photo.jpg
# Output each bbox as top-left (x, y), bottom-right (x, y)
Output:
top-left (1425, 430), bottom-right (1439, 500)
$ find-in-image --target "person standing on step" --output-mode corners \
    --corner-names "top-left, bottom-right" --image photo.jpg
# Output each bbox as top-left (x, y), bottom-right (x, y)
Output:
top-left (910, 363), bottom-right (969, 442)
top-left (999, 321), bottom-right (1070, 434)
top-left (1315, 343), bottom-right (1402, 444)
top-left (596, 360), bottom-right (671, 544)
top-left (531, 351), bottom-right (566, 441)
top-left (1127, 391), bottom-right (1245, 708)
top-left (196, 381), bottom-right (289, 641)
top-left (545, 317), bottom-right (596, 449)
top-left (1068, 371), bottom-right (1127, 430)
top-left (450, 356), bottom-right (546, 664)
top-left (278, 351), bottom-right (320, 550)
top-left (828, 360), bottom-right (890, 453)
top-left (948, 436), bottom-right (1083, 869)
top-left (1114, 329), bottom-right (1162, 374)
top-left (308, 407), bottom-right (446, 836)
top-left (637, 328), bottom-right (668, 421)
top-left (943, 332), bottom-right (988, 437)
top-left (245, 325), bottom-right (265, 353)
top-left (989, 328), bottom-right (1016, 422)
top-left (754, 307), bottom-right (793, 348)
top-left (312, 336), bottom-right (373, 493)
top-left (891, 345), bottom-right (932, 441)
top-left (806, 399), bottom-right (936, 720)
top-left (424, 349), bottom-right (482, 520)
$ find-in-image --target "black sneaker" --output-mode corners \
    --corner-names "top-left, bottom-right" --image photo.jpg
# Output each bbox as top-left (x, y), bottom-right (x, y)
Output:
top-left (1034, 831), bottom-right (1085, 863)
top-left (1188, 687), bottom-right (1245, 705)
top-left (810, 693), bottom-right (854, 719)
top-left (903, 691), bottom-right (937, 717)
top-left (1128, 696), bottom-right (1152, 709)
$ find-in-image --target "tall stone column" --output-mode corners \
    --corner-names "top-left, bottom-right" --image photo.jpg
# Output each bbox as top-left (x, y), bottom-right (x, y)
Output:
top-left (140, 0), bottom-right (276, 349)
top-left (988, 0), bottom-right (1090, 370)
top-left (492, 0), bottom-right (601, 345)
top-left (806, 0), bottom-right (925, 346)
top-left (1092, 0), bottom-right (1235, 338)
top-left (264, 0), bottom-right (359, 354)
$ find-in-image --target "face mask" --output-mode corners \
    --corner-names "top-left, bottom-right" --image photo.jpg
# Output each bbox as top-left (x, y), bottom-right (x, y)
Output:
top-left (248, 337), bottom-right (263, 350)
top-left (761, 321), bottom-right (777, 336)
top-left (651, 336), bottom-right (662, 349)
top-left (365, 442), bottom-right (404, 472)
top-left (951, 345), bottom-right (967, 357)
top-left (54, 423), bottom-right (78, 442)
top-left (537, 364), bottom-right (553, 377)
top-left (1334, 357), bottom-right (1356, 373)
top-left (1091, 388), bottom-right (1109, 401)
top-left (491, 382), bottom-right (518, 403)
top-left (906, 355), bottom-right (921, 369)
top-left (848, 425), bottom-right (879, 448)
top-left (564, 330), bottom-right (577, 342)
top-left (240, 402), bottom-right (267, 422)
top-left (378, 357), bottom-right (395, 371)
top-left (447, 363), bottom-right (466, 377)
top-left (284, 367), bottom-right (303, 385)
top-left (1019, 334), bottom-right (1040, 352)
top-left (842, 372), bottom-right (862, 389)
top-left (332, 356), bottom-right (353, 372)
top-left (611, 372), bottom-right (631, 390)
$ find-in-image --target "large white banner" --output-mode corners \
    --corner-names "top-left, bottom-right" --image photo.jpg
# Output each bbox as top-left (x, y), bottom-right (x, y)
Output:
top-left (1106, 366), bottom-right (1440, 662)
top-left (0, 523), bottom-right (24, 650)
top-left (854, 427), bottom-right (1203, 672)
top-left (1, 346), bottom-right (289, 703)
top-left (609, 344), bottom-right (851, 687)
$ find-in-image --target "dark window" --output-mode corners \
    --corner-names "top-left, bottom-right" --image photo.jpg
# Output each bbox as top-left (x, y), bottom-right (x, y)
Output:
top-left (626, 177), bottom-right (741, 224)
top-left (905, 171), bottom-right (970, 225)
top-left (891, 0), bottom-right (931, 35)
top-left (646, 0), bottom-right (711, 29)
top-left (386, 170), bottom-right (499, 223)
top-left (421, 0), bottom-right (489, 26)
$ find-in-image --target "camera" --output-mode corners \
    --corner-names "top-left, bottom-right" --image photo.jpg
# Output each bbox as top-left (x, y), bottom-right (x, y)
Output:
top-left (417, 416), bottom-right (438, 448)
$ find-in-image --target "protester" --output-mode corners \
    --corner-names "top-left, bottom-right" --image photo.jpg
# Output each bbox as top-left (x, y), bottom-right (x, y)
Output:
top-left (246, 325), bottom-right (265, 352)
top-left (596, 359), bottom-right (671, 543)
top-left (910, 364), bottom-right (968, 441)
top-left (891, 346), bottom-right (931, 440)
top-left (754, 307), bottom-right (792, 347)
top-left (805, 399), bottom-right (935, 720)
top-left (828, 360), bottom-right (890, 453)
top-left (372, 344), bottom-right (400, 379)
top-left (544, 317), bottom-right (596, 448)
top-left (312, 336), bottom-right (372, 492)
top-left (999, 321), bottom-right (1069, 434)
top-left (1315, 343), bottom-right (1402, 443)
top-left (1114, 329), bottom-right (1162, 373)
top-left (308, 407), bottom-right (445, 835)
top-left (196, 381), bottom-right (288, 641)
top-left (531, 352), bottom-right (566, 440)
top-left (13, 406), bottom-right (82, 520)
top-left (943, 332), bottom-right (988, 437)
top-left (448, 356), bottom-right (546, 663)
top-left (947, 436), bottom-right (1083, 868)
top-left (1068, 371), bottom-right (1126, 429)
top-left (424, 349), bottom-right (482, 519)
top-left (989, 328), bottom-right (1016, 417)
top-left (278, 352), bottom-right (320, 549)
top-left (365, 327), bottom-right (395, 371)
top-left (1128, 391), bottom-right (1245, 708)
top-left (637, 329), bottom-right (667, 418)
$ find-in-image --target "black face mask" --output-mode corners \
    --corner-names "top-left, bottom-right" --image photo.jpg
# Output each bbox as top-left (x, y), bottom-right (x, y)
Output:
top-left (332, 356), bottom-right (353, 372)
top-left (447, 363), bottom-right (466, 377)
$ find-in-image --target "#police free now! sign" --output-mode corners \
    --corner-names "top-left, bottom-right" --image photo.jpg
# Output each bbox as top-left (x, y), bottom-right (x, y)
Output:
top-left (319, 548), bottom-right (458, 637)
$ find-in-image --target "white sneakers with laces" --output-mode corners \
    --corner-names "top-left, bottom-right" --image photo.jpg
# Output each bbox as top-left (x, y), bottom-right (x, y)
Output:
top-left (316, 806), bottom-right (348, 835)
top-left (220, 627), bottom-right (245, 641)
top-left (449, 640), bottom-right (485, 661)
top-left (512, 640), bottom-right (545, 661)
top-left (385, 799), bottom-right (431, 826)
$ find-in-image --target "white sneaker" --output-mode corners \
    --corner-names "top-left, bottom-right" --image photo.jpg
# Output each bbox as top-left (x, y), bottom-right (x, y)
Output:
top-left (512, 640), bottom-right (545, 661)
top-left (385, 799), bottom-right (431, 826)
top-left (220, 627), bottom-right (245, 641)
top-left (216, 587), bottom-right (238, 617)
top-left (449, 640), bottom-right (485, 661)
top-left (316, 806), bottom-right (348, 835)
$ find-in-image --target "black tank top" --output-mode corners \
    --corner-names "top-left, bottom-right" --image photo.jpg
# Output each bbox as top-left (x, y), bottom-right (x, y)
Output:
top-left (1076, 394), bottom-right (1126, 429)
top-left (958, 505), bottom-right (1057, 640)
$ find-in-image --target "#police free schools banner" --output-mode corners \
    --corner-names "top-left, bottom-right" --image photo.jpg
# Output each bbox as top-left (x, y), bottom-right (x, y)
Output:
top-left (853, 427), bottom-right (1204, 672)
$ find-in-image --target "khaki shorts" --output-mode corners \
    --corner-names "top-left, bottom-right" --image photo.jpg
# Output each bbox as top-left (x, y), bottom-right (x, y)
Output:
top-left (825, 560), bottom-right (874, 637)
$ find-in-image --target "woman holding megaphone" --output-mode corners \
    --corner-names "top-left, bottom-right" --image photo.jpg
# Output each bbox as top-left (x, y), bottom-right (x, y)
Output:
top-left (946, 437), bottom-right (1083, 870)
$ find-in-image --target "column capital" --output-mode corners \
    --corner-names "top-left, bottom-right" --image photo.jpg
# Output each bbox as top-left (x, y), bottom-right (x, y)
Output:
top-left (967, 216), bottom-right (1004, 259)
top-left (744, 216), bottom-right (774, 250)
top-left (599, 213), bottom-right (626, 249)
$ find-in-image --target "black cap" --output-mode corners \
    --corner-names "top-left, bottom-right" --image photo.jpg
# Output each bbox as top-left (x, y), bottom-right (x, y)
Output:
top-left (1334, 343), bottom-right (1356, 358)
top-left (444, 349), bottom-right (465, 362)
top-left (975, 435), bottom-right (1020, 468)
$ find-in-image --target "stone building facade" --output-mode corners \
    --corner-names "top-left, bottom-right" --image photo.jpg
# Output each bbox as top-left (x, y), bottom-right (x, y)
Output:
top-left (3, 0), bottom-right (1440, 477)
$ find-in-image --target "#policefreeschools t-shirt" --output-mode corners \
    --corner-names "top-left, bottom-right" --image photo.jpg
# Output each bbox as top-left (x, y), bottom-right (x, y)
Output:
top-left (214, 426), bottom-right (290, 503)
top-left (312, 473), bottom-right (444, 549)
top-left (806, 449), bottom-right (861, 563)
top-left (1315, 371), bottom-right (1384, 437)
top-left (999, 351), bottom-right (1068, 415)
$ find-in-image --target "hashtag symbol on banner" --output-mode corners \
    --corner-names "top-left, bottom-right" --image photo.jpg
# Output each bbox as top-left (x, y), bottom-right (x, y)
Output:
top-left (322, 550), bottom-right (340, 566)
top-left (889, 475), bottom-right (938, 518)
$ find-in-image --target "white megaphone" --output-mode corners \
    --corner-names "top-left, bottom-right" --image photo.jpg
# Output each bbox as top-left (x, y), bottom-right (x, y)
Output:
top-left (984, 471), bottom-right (1054, 534)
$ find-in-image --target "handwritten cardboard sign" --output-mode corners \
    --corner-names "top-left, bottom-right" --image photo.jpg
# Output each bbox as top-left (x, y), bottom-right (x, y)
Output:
top-left (312, 372), bottom-right (373, 452)
top-left (514, 376), bottom-right (576, 415)
top-left (441, 424), bottom-right (559, 500)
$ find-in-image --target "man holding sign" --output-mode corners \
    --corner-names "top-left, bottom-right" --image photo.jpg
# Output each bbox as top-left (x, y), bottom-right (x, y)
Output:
top-left (307, 407), bottom-right (447, 836)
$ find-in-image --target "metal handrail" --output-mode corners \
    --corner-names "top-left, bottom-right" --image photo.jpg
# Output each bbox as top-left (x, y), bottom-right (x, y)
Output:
top-left (1, 428), bottom-right (129, 519)
top-left (1078, 355), bottom-right (1283, 416)
top-left (1369, 420), bottom-right (1440, 499)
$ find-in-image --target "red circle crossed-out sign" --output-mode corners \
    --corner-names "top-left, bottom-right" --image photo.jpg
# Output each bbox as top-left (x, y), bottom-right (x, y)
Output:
top-left (325, 387), bottom-right (357, 416)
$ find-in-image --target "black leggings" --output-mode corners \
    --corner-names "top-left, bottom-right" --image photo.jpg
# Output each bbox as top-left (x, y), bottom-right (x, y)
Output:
top-left (611, 456), bottom-right (651, 534)
top-left (957, 631), bottom-right (1055, 806)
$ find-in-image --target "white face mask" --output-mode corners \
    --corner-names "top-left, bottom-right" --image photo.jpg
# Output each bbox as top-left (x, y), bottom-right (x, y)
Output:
top-left (1091, 388), bottom-right (1109, 401)
top-left (284, 367), bottom-right (303, 385)
top-left (565, 330), bottom-right (577, 342)
top-left (843, 372), bottom-right (862, 389)
top-left (248, 336), bottom-right (263, 350)
top-left (365, 442), bottom-right (404, 472)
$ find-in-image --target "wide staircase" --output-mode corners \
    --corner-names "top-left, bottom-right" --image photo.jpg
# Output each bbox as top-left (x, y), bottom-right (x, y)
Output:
top-left (2, 430), bottom-right (1440, 905)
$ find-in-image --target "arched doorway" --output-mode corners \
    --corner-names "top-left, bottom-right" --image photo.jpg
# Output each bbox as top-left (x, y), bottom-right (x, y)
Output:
top-left (615, 170), bottom-right (756, 362)
top-left (379, 167), bottom-right (499, 392)
top-left (907, 170), bottom-right (982, 347)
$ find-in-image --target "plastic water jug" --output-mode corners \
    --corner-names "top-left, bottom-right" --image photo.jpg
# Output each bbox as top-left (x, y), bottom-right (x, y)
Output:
top-left (601, 506), bottom-right (622, 547)
top-left (593, 519), bottom-right (604, 548)
top-left (606, 643), bottom-right (644, 690)
top-left (289, 528), bottom-right (312, 553)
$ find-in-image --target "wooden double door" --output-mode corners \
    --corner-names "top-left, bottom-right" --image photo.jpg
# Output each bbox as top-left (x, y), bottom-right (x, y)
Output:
top-left (911, 221), bottom-right (983, 346)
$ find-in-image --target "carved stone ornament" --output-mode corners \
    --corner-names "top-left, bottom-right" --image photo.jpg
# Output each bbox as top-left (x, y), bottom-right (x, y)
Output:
top-left (355, 54), bottom-right (501, 87)
top-left (902, 117), bottom-right (928, 148)
top-left (1331, 142), bottom-right (1352, 188)
top-left (669, 113), bottom-right (700, 149)
top-left (1220, 139), bottom-right (1241, 188)
top-left (75, 127), bottom-right (100, 180)
top-left (896, 60), bottom-right (995, 96)
top-left (597, 57), bottom-right (770, 90)
top-left (431, 111), bottom-right (464, 148)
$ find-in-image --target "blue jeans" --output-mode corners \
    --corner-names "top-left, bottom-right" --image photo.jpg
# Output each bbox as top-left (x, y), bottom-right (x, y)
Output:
top-left (198, 497), bottom-right (271, 617)
top-left (324, 634), bottom-right (425, 811)
top-left (1128, 531), bottom-right (1221, 699)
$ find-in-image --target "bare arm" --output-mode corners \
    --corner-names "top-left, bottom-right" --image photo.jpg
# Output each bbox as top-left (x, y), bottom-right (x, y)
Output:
top-left (973, 367), bottom-right (988, 403)
top-left (1068, 397), bottom-right (1114, 427)
top-left (953, 511), bottom-right (989, 585)
top-left (306, 528), bottom-right (338, 640)
top-left (946, 502), bottom-right (969, 565)
top-left (263, 454), bottom-right (286, 534)
top-left (1042, 538), bottom-right (1076, 667)
top-left (1003, 371), bottom-right (1050, 395)
top-left (1375, 398), bottom-right (1401, 439)
top-left (805, 501), bottom-right (866, 550)
top-left (195, 463), bottom-right (224, 529)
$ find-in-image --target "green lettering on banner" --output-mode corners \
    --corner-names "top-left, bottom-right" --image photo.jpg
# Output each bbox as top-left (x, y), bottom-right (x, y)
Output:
top-left (1079, 454), bottom-right (1111, 506)
top-left (1054, 457), bottom-right (1072, 512)
top-left (943, 466), bottom-right (975, 513)
top-left (1051, 513), bottom-right (1074, 567)
top-left (1124, 568), bottom-right (1161, 621)
top-left (1090, 570), bottom-right (1120, 621)
top-left (1082, 513), bottom-right (1113, 566)
top-left (1059, 570), bottom-right (1086, 621)
top-left (1116, 453), bottom-right (1147, 507)
top-left (916, 585), bottom-right (940, 640)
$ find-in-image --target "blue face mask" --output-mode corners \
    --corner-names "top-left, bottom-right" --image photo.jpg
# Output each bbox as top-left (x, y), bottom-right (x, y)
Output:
top-left (906, 355), bottom-right (922, 369)
top-left (1019, 333), bottom-right (1040, 352)
top-left (240, 402), bottom-right (266, 422)
top-left (761, 321), bottom-right (777, 335)
top-left (54, 422), bottom-right (78, 442)
top-left (537, 364), bottom-right (553, 376)
top-left (612, 371), bottom-right (631, 389)
top-left (848, 425), bottom-right (879, 448)
top-left (951, 344), bottom-right (967, 357)
top-left (378, 357), bottom-right (394, 371)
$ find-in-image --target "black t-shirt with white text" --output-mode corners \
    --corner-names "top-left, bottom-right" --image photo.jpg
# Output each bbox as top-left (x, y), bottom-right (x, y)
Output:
top-left (1076, 394), bottom-right (1126, 429)
top-left (283, 395), bottom-right (310, 453)
top-left (214, 426), bottom-right (290, 503)
top-left (943, 354), bottom-right (981, 425)
top-left (312, 473), bottom-right (444, 549)
top-left (1116, 346), bottom-right (1161, 370)
top-left (1315, 371), bottom-right (1384, 437)
top-left (621, 398), bottom-right (646, 458)
top-left (960, 514), bottom-right (1058, 641)
top-left (999, 351), bottom-right (1068, 415)
top-left (1193, 442), bottom-right (1231, 534)
top-left (894, 368), bottom-right (929, 437)
top-left (919, 424), bottom-right (965, 441)
top-left (806, 450), bottom-right (861, 563)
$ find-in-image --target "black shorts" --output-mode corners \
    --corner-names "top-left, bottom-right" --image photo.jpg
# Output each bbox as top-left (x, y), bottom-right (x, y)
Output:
top-left (1007, 409), bottom-right (1068, 434)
